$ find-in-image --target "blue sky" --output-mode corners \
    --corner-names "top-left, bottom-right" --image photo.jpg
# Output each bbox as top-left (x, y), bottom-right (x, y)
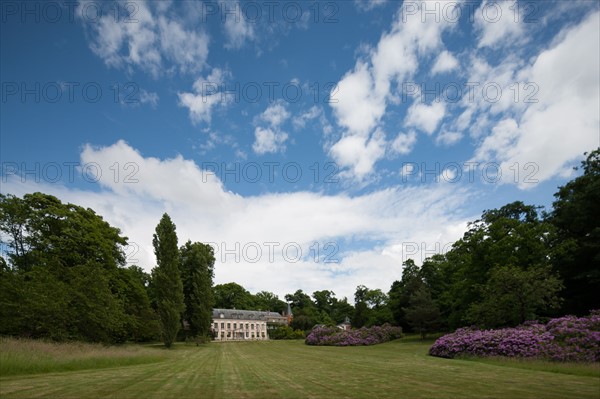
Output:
top-left (1, 0), bottom-right (599, 300)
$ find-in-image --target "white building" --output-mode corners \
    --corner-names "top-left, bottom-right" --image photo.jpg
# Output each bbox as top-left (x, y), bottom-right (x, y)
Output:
top-left (212, 308), bottom-right (289, 341)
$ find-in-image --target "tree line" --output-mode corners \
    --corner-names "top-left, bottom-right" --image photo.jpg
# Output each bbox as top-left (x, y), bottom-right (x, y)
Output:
top-left (1, 148), bottom-right (597, 344)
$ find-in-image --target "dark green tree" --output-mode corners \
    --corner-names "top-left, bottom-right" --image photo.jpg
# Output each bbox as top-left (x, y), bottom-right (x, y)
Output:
top-left (214, 282), bottom-right (255, 309)
top-left (179, 241), bottom-right (215, 338)
top-left (442, 202), bottom-right (556, 328)
top-left (253, 291), bottom-right (286, 313)
top-left (0, 193), bottom-right (137, 343)
top-left (467, 264), bottom-right (562, 327)
top-left (152, 213), bottom-right (184, 348)
top-left (403, 286), bottom-right (440, 339)
top-left (548, 148), bottom-right (600, 315)
top-left (353, 285), bottom-right (370, 328)
top-left (388, 259), bottom-right (424, 330)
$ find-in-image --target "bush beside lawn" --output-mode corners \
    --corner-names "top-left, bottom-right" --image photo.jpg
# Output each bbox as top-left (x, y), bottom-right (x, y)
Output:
top-left (305, 324), bottom-right (403, 346)
top-left (429, 311), bottom-right (600, 362)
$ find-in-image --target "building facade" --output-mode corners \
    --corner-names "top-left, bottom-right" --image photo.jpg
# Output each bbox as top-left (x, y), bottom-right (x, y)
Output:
top-left (212, 308), bottom-right (288, 341)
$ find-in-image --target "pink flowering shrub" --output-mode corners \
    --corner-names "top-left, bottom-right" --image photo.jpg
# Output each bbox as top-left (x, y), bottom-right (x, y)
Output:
top-left (429, 311), bottom-right (600, 362)
top-left (305, 324), bottom-right (403, 346)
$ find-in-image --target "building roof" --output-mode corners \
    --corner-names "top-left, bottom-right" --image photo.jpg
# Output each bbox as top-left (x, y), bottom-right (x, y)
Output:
top-left (212, 308), bottom-right (286, 320)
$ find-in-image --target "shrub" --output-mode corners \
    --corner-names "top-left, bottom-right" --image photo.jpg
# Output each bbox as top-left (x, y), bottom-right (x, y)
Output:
top-left (269, 326), bottom-right (305, 340)
top-left (429, 311), bottom-right (600, 362)
top-left (305, 324), bottom-right (403, 346)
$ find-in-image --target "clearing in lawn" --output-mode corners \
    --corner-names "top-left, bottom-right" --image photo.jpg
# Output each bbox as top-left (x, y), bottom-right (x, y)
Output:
top-left (1, 339), bottom-right (598, 398)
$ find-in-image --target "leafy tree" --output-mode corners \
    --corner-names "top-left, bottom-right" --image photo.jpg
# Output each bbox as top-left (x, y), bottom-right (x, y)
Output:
top-left (548, 148), bottom-right (600, 315)
top-left (353, 285), bottom-right (370, 328)
top-left (214, 282), bottom-right (255, 309)
top-left (388, 259), bottom-right (424, 330)
top-left (468, 264), bottom-right (563, 328)
top-left (403, 286), bottom-right (440, 339)
top-left (442, 202), bottom-right (556, 328)
top-left (286, 289), bottom-right (320, 330)
top-left (115, 266), bottom-right (160, 342)
top-left (0, 193), bottom-right (141, 343)
top-left (352, 285), bottom-right (393, 327)
top-left (269, 325), bottom-right (305, 339)
top-left (152, 213), bottom-right (184, 348)
top-left (253, 291), bottom-right (286, 313)
top-left (313, 290), bottom-right (336, 314)
top-left (330, 296), bottom-right (354, 324)
top-left (179, 241), bottom-right (215, 338)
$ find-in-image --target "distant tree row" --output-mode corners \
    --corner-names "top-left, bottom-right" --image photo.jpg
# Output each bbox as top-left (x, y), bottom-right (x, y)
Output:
top-left (1, 148), bottom-right (597, 342)
top-left (0, 193), bottom-right (158, 343)
top-left (0, 199), bottom-right (215, 346)
top-left (150, 213), bottom-right (215, 347)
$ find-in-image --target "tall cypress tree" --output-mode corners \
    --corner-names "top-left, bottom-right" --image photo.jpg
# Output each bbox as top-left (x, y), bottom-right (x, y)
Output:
top-left (152, 213), bottom-right (184, 348)
top-left (180, 241), bottom-right (215, 338)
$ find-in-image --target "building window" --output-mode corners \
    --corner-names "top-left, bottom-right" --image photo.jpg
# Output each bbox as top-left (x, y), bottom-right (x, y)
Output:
top-left (233, 323), bottom-right (237, 329)
top-left (245, 332), bottom-right (249, 337)
top-left (246, 323), bottom-right (249, 330)
top-left (227, 332), bottom-right (231, 337)
top-left (262, 332), bottom-right (265, 338)
top-left (252, 333), bottom-right (255, 338)
top-left (221, 322), bottom-right (224, 329)
top-left (227, 323), bottom-right (231, 329)
top-left (214, 323), bottom-right (218, 329)
top-left (251, 324), bottom-right (254, 330)
top-left (221, 332), bottom-right (224, 338)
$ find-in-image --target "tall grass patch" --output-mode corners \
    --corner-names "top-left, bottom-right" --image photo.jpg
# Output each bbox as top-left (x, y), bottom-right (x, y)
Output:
top-left (0, 337), bottom-right (166, 376)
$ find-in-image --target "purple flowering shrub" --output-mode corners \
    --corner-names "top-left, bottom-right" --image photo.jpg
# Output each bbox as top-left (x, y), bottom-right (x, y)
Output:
top-left (305, 324), bottom-right (403, 346)
top-left (429, 311), bottom-right (600, 362)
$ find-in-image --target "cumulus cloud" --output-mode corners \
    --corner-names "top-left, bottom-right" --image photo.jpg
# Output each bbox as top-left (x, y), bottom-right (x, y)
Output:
top-left (222, 1), bottom-right (256, 49)
top-left (329, 129), bottom-right (387, 181)
top-left (435, 129), bottom-right (463, 146)
top-left (474, 0), bottom-right (525, 48)
top-left (471, 11), bottom-right (600, 187)
top-left (405, 101), bottom-right (446, 135)
top-left (178, 68), bottom-right (232, 125)
top-left (431, 50), bottom-right (459, 74)
top-left (354, 0), bottom-right (387, 12)
top-left (389, 131), bottom-right (417, 155)
top-left (2, 141), bottom-right (473, 299)
top-left (77, 0), bottom-right (209, 77)
top-left (252, 101), bottom-right (291, 154)
top-left (329, 2), bottom-right (460, 180)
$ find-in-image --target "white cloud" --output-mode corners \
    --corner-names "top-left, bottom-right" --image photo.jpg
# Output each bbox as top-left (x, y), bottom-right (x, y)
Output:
top-left (2, 141), bottom-right (472, 300)
top-left (329, 2), bottom-right (460, 180)
top-left (158, 16), bottom-right (209, 73)
top-left (431, 50), bottom-right (459, 74)
top-left (293, 106), bottom-right (322, 129)
top-left (329, 129), bottom-right (387, 181)
top-left (354, 0), bottom-right (387, 12)
top-left (77, 0), bottom-right (209, 77)
top-left (252, 127), bottom-right (288, 155)
top-left (259, 101), bottom-right (290, 127)
top-left (252, 101), bottom-right (291, 154)
top-left (405, 101), bottom-right (446, 135)
top-left (139, 89), bottom-right (159, 107)
top-left (223, 1), bottom-right (256, 49)
top-left (178, 68), bottom-right (232, 125)
top-left (435, 129), bottom-right (462, 146)
top-left (471, 12), bottom-right (600, 188)
top-left (390, 131), bottom-right (417, 155)
top-left (474, 0), bottom-right (525, 48)
top-left (330, 62), bottom-right (384, 137)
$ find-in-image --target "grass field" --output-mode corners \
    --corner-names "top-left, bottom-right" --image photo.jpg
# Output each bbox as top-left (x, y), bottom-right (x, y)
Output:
top-left (1, 338), bottom-right (599, 398)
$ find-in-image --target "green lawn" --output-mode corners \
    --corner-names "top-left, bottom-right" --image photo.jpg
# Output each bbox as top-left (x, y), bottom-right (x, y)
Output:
top-left (1, 339), bottom-right (598, 398)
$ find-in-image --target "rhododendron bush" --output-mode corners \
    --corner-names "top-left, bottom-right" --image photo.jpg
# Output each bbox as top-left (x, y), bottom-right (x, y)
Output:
top-left (305, 324), bottom-right (403, 346)
top-left (429, 312), bottom-right (600, 362)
